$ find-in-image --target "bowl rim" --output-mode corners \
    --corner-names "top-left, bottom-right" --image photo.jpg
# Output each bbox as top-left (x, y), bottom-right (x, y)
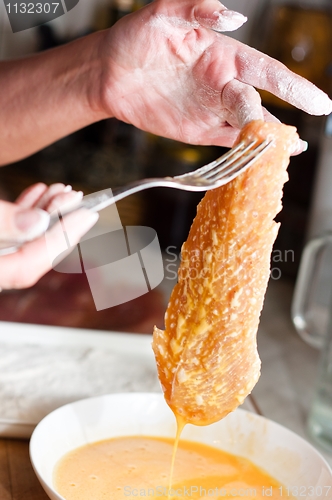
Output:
top-left (29, 392), bottom-right (332, 499)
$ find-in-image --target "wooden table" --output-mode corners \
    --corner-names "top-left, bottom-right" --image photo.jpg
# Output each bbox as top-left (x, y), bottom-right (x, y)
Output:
top-left (0, 439), bottom-right (48, 500)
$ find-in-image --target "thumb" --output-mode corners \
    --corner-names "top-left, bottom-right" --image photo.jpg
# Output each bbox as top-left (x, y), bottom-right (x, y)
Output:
top-left (0, 200), bottom-right (50, 242)
top-left (194, 0), bottom-right (247, 32)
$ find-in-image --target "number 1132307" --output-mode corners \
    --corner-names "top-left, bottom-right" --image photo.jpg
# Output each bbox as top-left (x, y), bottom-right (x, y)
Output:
top-left (277, 486), bottom-right (331, 497)
top-left (6, 2), bottom-right (60, 14)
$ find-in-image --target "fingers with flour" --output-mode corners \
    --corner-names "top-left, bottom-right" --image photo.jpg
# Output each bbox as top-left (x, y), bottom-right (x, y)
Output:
top-left (221, 80), bottom-right (308, 155)
top-left (221, 79), bottom-right (264, 128)
top-left (150, 0), bottom-right (247, 34)
top-left (221, 81), bottom-right (283, 128)
top-left (233, 44), bottom-right (332, 116)
top-left (193, 0), bottom-right (247, 32)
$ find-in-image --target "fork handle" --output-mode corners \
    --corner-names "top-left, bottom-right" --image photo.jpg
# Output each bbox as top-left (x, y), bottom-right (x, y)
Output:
top-left (0, 177), bottom-right (175, 256)
top-left (48, 177), bottom-right (173, 230)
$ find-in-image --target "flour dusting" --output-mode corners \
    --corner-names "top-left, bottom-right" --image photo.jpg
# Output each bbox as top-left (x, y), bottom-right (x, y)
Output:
top-left (0, 342), bottom-right (159, 424)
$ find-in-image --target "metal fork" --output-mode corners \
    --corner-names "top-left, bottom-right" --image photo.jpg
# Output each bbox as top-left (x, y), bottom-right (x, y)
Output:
top-left (59, 137), bottom-right (272, 216)
top-left (0, 138), bottom-right (272, 255)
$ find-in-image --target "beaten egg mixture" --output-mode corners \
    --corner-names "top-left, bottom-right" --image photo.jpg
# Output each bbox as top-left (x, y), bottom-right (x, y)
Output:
top-left (54, 436), bottom-right (284, 500)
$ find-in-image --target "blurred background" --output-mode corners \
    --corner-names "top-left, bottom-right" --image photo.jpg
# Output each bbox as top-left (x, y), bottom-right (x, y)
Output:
top-left (0, 0), bottom-right (332, 333)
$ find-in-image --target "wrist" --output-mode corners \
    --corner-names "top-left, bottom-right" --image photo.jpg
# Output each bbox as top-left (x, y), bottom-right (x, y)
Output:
top-left (95, 25), bottom-right (135, 122)
top-left (65, 30), bottom-right (113, 123)
top-left (76, 31), bottom-right (114, 123)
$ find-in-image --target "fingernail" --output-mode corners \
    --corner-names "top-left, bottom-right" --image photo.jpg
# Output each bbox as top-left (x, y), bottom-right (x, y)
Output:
top-left (312, 93), bottom-right (332, 116)
top-left (220, 10), bottom-right (247, 29)
top-left (15, 208), bottom-right (50, 240)
top-left (67, 190), bottom-right (84, 201)
top-left (214, 9), bottom-right (247, 32)
top-left (68, 190), bottom-right (83, 200)
top-left (292, 139), bottom-right (308, 156)
top-left (64, 185), bottom-right (72, 193)
top-left (301, 140), bottom-right (309, 152)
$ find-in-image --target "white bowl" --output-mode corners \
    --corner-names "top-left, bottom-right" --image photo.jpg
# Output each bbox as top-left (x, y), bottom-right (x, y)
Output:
top-left (30, 393), bottom-right (332, 500)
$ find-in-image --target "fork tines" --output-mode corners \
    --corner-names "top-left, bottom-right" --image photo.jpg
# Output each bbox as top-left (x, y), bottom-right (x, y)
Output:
top-left (200, 139), bottom-right (273, 184)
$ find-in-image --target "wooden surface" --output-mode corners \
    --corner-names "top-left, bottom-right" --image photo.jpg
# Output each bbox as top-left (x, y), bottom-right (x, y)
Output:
top-left (0, 439), bottom-right (48, 500)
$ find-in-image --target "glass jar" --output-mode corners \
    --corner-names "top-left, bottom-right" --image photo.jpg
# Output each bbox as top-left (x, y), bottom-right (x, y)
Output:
top-left (292, 233), bottom-right (332, 453)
